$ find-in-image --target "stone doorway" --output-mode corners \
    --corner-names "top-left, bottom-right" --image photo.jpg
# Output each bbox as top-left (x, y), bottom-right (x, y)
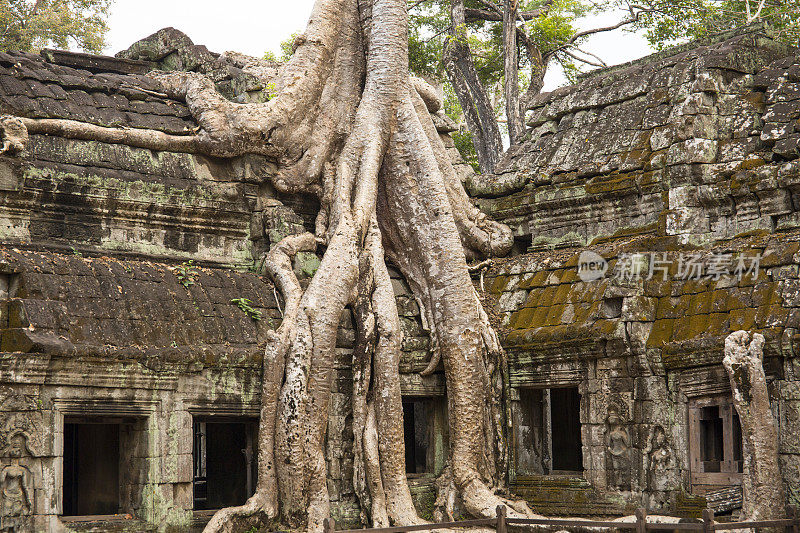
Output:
top-left (514, 386), bottom-right (584, 476)
top-left (401, 397), bottom-right (448, 476)
top-left (550, 387), bottom-right (582, 473)
top-left (192, 418), bottom-right (258, 511)
top-left (63, 419), bottom-right (122, 516)
top-left (688, 395), bottom-right (743, 493)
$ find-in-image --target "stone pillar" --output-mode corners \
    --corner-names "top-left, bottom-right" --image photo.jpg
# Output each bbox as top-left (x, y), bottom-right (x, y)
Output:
top-left (139, 402), bottom-right (193, 529)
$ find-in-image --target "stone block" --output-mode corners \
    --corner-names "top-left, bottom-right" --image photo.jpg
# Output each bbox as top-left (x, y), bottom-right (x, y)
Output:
top-left (667, 139), bottom-right (719, 165)
top-left (762, 121), bottom-right (793, 141)
top-left (778, 453), bottom-right (800, 491)
top-left (390, 277), bottom-right (410, 296)
top-left (650, 127), bottom-right (674, 151)
top-left (622, 296), bottom-right (657, 321)
top-left (173, 482), bottom-right (193, 510)
top-left (175, 453), bottom-right (193, 483)
top-left (780, 279), bottom-right (800, 306)
top-left (774, 133), bottom-right (800, 159)
top-left (779, 397), bottom-right (800, 453)
top-left (498, 289), bottom-right (528, 312)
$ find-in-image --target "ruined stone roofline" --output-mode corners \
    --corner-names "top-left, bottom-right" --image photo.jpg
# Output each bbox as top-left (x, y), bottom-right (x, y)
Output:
top-left (483, 229), bottom-right (800, 375)
top-left (0, 31), bottom-right (459, 159)
top-left (526, 22), bottom-right (796, 112)
top-left (0, 238), bottom-right (249, 270)
top-left (576, 22), bottom-right (776, 84)
top-left (0, 246), bottom-right (279, 363)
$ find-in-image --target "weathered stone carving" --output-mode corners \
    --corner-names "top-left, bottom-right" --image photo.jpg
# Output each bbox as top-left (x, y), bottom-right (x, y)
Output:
top-left (0, 116), bottom-right (27, 156)
top-left (645, 425), bottom-right (671, 493)
top-left (0, 396), bottom-right (43, 461)
top-left (605, 397), bottom-right (631, 491)
top-left (0, 432), bottom-right (34, 528)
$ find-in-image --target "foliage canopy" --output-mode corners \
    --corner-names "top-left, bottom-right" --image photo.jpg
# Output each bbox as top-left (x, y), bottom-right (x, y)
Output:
top-left (0, 0), bottom-right (112, 53)
top-left (630, 0), bottom-right (800, 49)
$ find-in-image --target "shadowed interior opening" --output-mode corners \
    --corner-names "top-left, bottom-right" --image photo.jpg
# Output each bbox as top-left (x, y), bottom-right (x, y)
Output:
top-left (63, 420), bottom-right (121, 516)
top-left (192, 418), bottom-right (258, 510)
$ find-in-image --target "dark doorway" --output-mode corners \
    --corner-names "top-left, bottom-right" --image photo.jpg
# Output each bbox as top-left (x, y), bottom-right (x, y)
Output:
top-left (732, 412), bottom-right (743, 473)
top-left (550, 387), bottom-right (583, 473)
top-left (193, 419), bottom-right (257, 510)
top-left (403, 401), bottom-right (428, 474)
top-left (63, 421), bottom-right (120, 516)
top-left (699, 405), bottom-right (724, 472)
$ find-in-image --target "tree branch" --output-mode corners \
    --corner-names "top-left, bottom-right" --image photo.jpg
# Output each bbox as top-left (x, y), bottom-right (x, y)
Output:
top-left (562, 47), bottom-right (606, 68)
top-left (465, 6), bottom-right (550, 21)
top-left (572, 45), bottom-right (607, 66)
top-left (545, 6), bottom-right (652, 61)
top-left (747, 0), bottom-right (767, 21)
top-left (407, 0), bottom-right (432, 11)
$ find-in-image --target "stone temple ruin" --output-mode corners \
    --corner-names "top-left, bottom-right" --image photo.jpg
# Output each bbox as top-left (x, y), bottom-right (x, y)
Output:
top-left (0, 23), bottom-right (798, 533)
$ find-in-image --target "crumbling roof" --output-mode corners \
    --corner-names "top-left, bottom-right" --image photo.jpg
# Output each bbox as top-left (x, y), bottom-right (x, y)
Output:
top-left (472, 26), bottom-right (800, 252)
top-left (0, 248), bottom-right (276, 363)
top-left (487, 230), bottom-right (797, 373)
top-left (526, 25), bottom-right (796, 115)
top-left (0, 48), bottom-right (196, 134)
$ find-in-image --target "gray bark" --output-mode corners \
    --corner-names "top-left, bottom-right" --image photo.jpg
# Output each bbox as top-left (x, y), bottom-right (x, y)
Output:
top-left (503, 0), bottom-right (524, 144)
top-left (723, 331), bottom-right (786, 522)
top-left (444, 0), bottom-right (503, 174)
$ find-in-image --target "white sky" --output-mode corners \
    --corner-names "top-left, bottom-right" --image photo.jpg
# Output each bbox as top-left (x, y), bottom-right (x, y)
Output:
top-left (105, 1), bottom-right (654, 92)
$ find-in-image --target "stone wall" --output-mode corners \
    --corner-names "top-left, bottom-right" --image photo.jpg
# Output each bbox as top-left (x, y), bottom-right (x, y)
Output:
top-left (486, 232), bottom-right (800, 514)
top-left (478, 24), bottom-right (800, 518)
top-left (0, 41), bottom-right (442, 531)
top-left (1, 23), bottom-right (798, 532)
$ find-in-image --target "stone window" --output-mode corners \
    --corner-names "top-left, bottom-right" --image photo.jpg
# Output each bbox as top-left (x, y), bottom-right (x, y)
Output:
top-left (0, 272), bottom-right (18, 300)
top-left (514, 387), bottom-right (583, 476)
top-left (402, 397), bottom-right (447, 476)
top-left (0, 271), bottom-right (18, 330)
top-left (192, 418), bottom-right (258, 510)
top-left (62, 417), bottom-right (141, 517)
top-left (688, 396), bottom-right (743, 492)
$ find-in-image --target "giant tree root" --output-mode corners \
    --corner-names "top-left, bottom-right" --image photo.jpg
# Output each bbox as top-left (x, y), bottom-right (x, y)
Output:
top-left (126, 0), bottom-right (547, 530)
top-left (723, 331), bottom-right (785, 522)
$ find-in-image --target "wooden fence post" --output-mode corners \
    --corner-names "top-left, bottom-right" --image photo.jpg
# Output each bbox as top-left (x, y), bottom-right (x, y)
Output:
top-left (496, 505), bottom-right (507, 533)
top-left (788, 505), bottom-right (799, 533)
top-left (702, 508), bottom-right (714, 533)
top-left (324, 517), bottom-right (336, 533)
top-left (636, 508), bottom-right (647, 533)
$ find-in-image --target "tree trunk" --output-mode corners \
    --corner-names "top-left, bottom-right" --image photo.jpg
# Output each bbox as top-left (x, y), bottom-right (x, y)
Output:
top-left (139, 0), bottom-right (528, 531)
top-left (444, 0), bottom-right (503, 174)
top-left (519, 32), bottom-right (546, 111)
top-left (723, 331), bottom-right (786, 521)
top-left (503, 0), bottom-right (524, 144)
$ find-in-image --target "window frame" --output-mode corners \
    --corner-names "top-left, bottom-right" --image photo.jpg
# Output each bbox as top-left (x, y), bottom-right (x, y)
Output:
top-left (513, 386), bottom-right (584, 478)
top-left (688, 395), bottom-right (743, 490)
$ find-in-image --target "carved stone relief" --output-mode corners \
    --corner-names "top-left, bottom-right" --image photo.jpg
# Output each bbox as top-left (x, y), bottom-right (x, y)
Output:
top-left (645, 425), bottom-right (672, 492)
top-left (605, 395), bottom-right (631, 491)
top-left (0, 393), bottom-right (44, 531)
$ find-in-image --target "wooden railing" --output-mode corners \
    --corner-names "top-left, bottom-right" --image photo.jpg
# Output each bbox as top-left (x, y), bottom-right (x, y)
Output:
top-left (324, 506), bottom-right (800, 533)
